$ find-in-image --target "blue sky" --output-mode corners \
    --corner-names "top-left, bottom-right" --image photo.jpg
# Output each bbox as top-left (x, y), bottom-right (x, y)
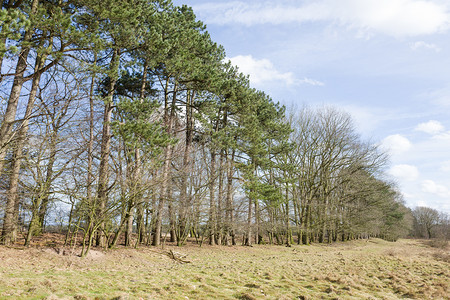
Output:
top-left (173, 0), bottom-right (450, 214)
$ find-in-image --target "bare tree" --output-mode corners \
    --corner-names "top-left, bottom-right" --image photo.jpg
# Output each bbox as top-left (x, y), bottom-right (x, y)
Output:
top-left (412, 206), bottom-right (441, 239)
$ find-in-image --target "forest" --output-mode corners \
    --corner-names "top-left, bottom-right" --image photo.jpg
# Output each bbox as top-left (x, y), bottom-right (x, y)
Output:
top-left (0, 0), bottom-right (448, 257)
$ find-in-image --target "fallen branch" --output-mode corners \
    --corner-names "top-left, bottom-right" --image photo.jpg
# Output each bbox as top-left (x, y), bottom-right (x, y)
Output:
top-left (5, 246), bottom-right (26, 250)
top-left (165, 249), bottom-right (191, 264)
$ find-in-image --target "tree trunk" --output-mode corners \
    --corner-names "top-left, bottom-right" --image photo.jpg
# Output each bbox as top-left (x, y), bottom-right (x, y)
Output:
top-left (0, 0), bottom-right (39, 181)
top-left (168, 182), bottom-right (176, 243)
top-left (177, 90), bottom-right (194, 246)
top-left (245, 194), bottom-right (252, 246)
top-left (135, 200), bottom-right (145, 245)
top-left (2, 42), bottom-right (47, 245)
top-left (109, 203), bottom-right (127, 248)
top-left (1, 151), bottom-right (21, 245)
top-left (26, 130), bottom-right (57, 245)
top-left (208, 150), bottom-right (217, 245)
top-left (96, 49), bottom-right (120, 247)
top-left (255, 198), bottom-right (260, 244)
top-left (225, 149), bottom-right (235, 245)
top-left (304, 204), bottom-right (311, 245)
top-left (134, 59), bottom-right (148, 245)
top-left (37, 116), bottom-right (58, 231)
top-left (124, 198), bottom-right (134, 247)
top-left (153, 81), bottom-right (177, 246)
top-left (83, 52), bottom-right (97, 238)
top-left (216, 151), bottom-right (225, 245)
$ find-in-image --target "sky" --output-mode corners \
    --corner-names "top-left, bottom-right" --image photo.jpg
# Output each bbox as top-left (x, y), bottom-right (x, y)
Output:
top-left (172, 0), bottom-right (450, 214)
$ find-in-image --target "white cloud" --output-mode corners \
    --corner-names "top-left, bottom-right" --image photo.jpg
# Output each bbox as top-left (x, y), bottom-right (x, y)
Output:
top-left (422, 86), bottom-right (450, 107)
top-left (333, 0), bottom-right (450, 37)
top-left (228, 55), bottom-right (323, 86)
top-left (431, 130), bottom-right (450, 140)
top-left (194, 0), bottom-right (450, 37)
top-left (440, 160), bottom-right (450, 172)
top-left (389, 164), bottom-right (420, 181)
top-left (193, 2), bottom-right (329, 26)
top-left (421, 179), bottom-right (450, 198)
top-left (298, 78), bottom-right (325, 86)
top-left (228, 55), bottom-right (294, 85)
top-left (410, 41), bottom-right (442, 52)
top-left (381, 134), bottom-right (412, 155)
top-left (415, 120), bottom-right (445, 135)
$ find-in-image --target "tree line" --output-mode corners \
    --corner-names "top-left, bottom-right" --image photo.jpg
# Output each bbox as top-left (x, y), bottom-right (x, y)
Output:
top-left (0, 0), bottom-right (426, 254)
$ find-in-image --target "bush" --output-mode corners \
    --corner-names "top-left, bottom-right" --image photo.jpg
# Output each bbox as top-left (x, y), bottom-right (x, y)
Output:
top-left (427, 239), bottom-right (449, 249)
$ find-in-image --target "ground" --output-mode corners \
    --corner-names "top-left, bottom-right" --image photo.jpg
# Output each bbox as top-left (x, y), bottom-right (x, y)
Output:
top-left (0, 237), bottom-right (448, 299)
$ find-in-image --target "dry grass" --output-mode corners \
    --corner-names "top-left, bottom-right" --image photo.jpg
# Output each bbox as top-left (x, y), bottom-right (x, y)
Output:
top-left (0, 238), bottom-right (449, 299)
top-left (427, 239), bottom-right (449, 249)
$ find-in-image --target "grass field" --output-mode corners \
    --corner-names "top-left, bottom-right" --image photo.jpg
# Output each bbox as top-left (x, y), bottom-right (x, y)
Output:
top-left (0, 238), bottom-right (448, 299)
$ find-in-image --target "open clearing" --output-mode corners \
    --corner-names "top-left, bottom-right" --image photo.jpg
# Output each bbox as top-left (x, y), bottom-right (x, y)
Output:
top-left (0, 238), bottom-right (448, 299)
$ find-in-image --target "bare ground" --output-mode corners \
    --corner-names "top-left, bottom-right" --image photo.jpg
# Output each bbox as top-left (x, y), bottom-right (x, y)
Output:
top-left (0, 237), bottom-right (448, 299)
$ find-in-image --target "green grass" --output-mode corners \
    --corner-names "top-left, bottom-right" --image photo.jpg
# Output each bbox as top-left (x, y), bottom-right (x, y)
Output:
top-left (0, 239), bottom-right (448, 299)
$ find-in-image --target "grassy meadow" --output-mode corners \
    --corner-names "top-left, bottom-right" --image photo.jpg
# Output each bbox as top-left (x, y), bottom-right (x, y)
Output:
top-left (0, 238), bottom-right (448, 299)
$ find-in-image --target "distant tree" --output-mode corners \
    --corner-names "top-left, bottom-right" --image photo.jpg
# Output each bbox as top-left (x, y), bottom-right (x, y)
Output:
top-left (412, 206), bottom-right (441, 239)
top-left (435, 212), bottom-right (450, 240)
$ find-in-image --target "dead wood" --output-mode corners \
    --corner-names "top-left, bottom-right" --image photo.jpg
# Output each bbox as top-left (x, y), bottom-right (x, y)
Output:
top-left (165, 249), bottom-right (191, 264)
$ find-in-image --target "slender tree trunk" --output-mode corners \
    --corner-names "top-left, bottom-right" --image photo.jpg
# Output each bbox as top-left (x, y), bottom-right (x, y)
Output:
top-left (268, 207), bottom-right (274, 245)
top-left (134, 59), bottom-right (148, 245)
top-left (177, 90), bottom-right (194, 246)
top-left (245, 193), bottom-right (252, 246)
top-left (216, 151), bottom-right (225, 245)
top-left (255, 199), bottom-right (260, 244)
top-left (135, 198), bottom-right (145, 245)
top-left (284, 184), bottom-right (291, 246)
top-left (134, 152), bottom-right (145, 245)
top-left (292, 188), bottom-right (301, 244)
top-left (109, 202), bottom-right (127, 248)
top-left (153, 81), bottom-right (177, 246)
top-left (245, 161), bottom-right (257, 247)
top-left (26, 130), bottom-right (57, 245)
top-left (124, 201), bottom-right (134, 247)
top-left (123, 142), bottom-right (135, 247)
top-left (2, 42), bottom-right (46, 245)
top-left (63, 198), bottom-right (75, 246)
top-left (148, 173), bottom-right (157, 245)
top-left (83, 52), bottom-right (97, 238)
top-left (0, 0), bottom-right (38, 180)
top-left (24, 44), bottom-right (53, 240)
top-left (96, 49), bottom-right (120, 247)
top-left (168, 181), bottom-right (176, 243)
top-left (225, 149), bottom-right (235, 245)
top-left (303, 203), bottom-right (311, 245)
top-left (285, 202), bottom-right (291, 246)
top-left (1, 149), bottom-right (21, 245)
top-left (192, 172), bottom-right (202, 244)
top-left (152, 146), bottom-right (171, 246)
top-left (37, 128), bottom-right (57, 232)
top-left (208, 151), bottom-right (216, 245)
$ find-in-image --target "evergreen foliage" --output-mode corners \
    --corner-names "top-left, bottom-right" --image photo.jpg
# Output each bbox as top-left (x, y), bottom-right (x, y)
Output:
top-left (0, 0), bottom-right (420, 249)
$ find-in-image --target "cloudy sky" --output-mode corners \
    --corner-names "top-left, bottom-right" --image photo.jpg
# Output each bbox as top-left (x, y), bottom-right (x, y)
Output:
top-left (173, 0), bottom-right (450, 214)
